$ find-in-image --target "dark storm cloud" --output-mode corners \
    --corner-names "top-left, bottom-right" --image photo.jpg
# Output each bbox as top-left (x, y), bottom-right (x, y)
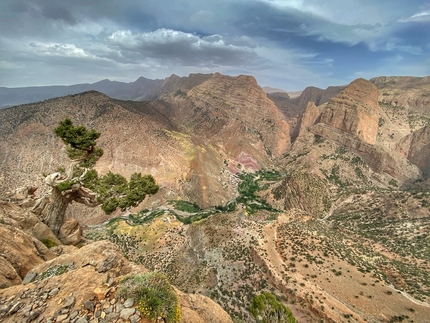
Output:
top-left (41, 4), bottom-right (77, 25)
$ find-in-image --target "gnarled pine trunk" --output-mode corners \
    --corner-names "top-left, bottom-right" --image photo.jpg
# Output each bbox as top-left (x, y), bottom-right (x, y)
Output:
top-left (32, 173), bottom-right (99, 237)
top-left (41, 188), bottom-right (71, 236)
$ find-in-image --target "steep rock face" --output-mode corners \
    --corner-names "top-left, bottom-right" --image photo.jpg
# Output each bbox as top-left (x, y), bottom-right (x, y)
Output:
top-left (268, 85), bottom-right (345, 141)
top-left (145, 73), bottom-right (213, 100)
top-left (266, 92), bottom-right (303, 139)
top-left (319, 78), bottom-right (380, 144)
top-left (296, 102), bottom-right (322, 136)
top-left (311, 124), bottom-right (421, 181)
top-left (293, 85), bottom-right (345, 109)
top-left (371, 76), bottom-right (430, 111)
top-left (397, 124), bottom-right (430, 179)
top-left (177, 73), bottom-right (291, 159)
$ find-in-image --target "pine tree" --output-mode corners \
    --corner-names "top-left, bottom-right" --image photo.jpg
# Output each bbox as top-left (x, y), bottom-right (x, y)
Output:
top-left (32, 119), bottom-right (158, 235)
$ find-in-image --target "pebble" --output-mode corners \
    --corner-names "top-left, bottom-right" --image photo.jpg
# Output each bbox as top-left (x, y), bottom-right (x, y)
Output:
top-left (123, 298), bottom-right (134, 308)
top-left (0, 280), bottom-right (143, 323)
top-left (84, 301), bottom-right (95, 312)
top-left (63, 296), bottom-right (75, 308)
top-left (120, 307), bottom-right (135, 319)
top-left (49, 287), bottom-right (60, 296)
top-left (75, 317), bottom-right (89, 323)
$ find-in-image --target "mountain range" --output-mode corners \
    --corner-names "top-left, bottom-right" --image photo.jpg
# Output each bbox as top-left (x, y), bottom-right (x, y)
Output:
top-left (0, 73), bottom-right (429, 323)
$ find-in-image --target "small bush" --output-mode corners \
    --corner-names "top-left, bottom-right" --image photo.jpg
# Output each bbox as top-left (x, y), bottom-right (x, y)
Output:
top-left (250, 292), bottom-right (297, 323)
top-left (389, 179), bottom-right (398, 187)
top-left (41, 238), bottom-right (58, 248)
top-left (314, 135), bottom-right (325, 145)
top-left (118, 272), bottom-right (181, 322)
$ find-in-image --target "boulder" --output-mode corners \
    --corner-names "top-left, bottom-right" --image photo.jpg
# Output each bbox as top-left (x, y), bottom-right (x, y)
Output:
top-left (32, 222), bottom-right (62, 246)
top-left (58, 218), bottom-right (82, 245)
top-left (175, 287), bottom-right (234, 323)
top-left (0, 225), bottom-right (45, 281)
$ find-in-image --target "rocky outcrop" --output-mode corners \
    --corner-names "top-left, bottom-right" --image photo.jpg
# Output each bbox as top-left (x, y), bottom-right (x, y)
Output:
top-left (0, 224), bottom-right (49, 287)
top-left (311, 123), bottom-right (421, 181)
top-left (185, 73), bottom-right (291, 158)
top-left (58, 218), bottom-right (83, 246)
top-left (397, 124), bottom-right (430, 179)
top-left (319, 78), bottom-right (380, 144)
top-left (296, 102), bottom-right (322, 136)
top-left (371, 76), bottom-right (430, 111)
top-left (176, 288), bottom-right (233, 323)
top-left (293, 85), bottom-right (345, 110)
top-left (0, 198), bottom-right (88, 288)
top-left (0, 240), bottom-right (233, 323)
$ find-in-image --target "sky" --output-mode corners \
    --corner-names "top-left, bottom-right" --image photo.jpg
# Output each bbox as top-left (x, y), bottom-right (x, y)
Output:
top-left (0, 0), bottom-right (429, 90)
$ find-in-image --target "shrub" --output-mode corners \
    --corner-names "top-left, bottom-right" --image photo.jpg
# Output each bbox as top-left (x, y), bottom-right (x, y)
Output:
top-left (118, 272), bottom-right (181, 322)
top-left (314, 135), bottom-right (325, 145)
top-left (41, 238), bottom-right (58, 248)
top-left (389, 179), bottom-right (398, 187)
top-left (250, 292), bottom-right (297, 323)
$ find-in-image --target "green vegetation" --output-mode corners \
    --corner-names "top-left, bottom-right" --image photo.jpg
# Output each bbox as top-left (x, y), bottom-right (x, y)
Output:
top-left (174, 89), bottom-right (187, 98)
top-left (40, 238), bottom-right (58, 248)
top-left (118, 272), bottom-right (181, 322)
top-left (35, 264), bottom-right (74, 282)
top-left (250, 292), bottom-right (297, 323)
top-left (389, 179), bottom-right (398, 188)
top-left (236, 169), bottom-right (282, 214)
top-left (97, 172), bottom-right (159, 214)
top-left (313, 134), bottom-right (325, 145)
top-left (53, 119), bottom-right (159, 214)
top-left (170, 200), bottom-right (201, 213)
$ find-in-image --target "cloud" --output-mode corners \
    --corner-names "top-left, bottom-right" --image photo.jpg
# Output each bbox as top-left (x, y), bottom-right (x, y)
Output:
top-left (29, 42), bottom-right (94, 58)
top-left (399, 11), bottom-right (430, 23)
top-left (0, 0), bottom-right (428, 88)
top-left (384, 54), bottom-right (404, 62)
top-left (107, 29), bottom-right (259, 66)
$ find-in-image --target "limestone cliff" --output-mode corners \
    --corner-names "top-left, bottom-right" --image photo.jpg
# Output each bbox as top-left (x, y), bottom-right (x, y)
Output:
top-left (371, 76), bottom-right (430, 112)
top-left (292, 85), bottom-right (343, 109)
top-left (319, 78), bottom-right (380, 144)
top-left (397, 124), bottom-right (430, 179)
top-left (158, 73), bottom-right (291, 160)
top-left (296, 102), bottom-right (322, 136)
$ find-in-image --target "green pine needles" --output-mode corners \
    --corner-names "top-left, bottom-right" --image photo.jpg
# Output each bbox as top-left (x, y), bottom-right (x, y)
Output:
top-left (53, 119), bottom-right (159, 214)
